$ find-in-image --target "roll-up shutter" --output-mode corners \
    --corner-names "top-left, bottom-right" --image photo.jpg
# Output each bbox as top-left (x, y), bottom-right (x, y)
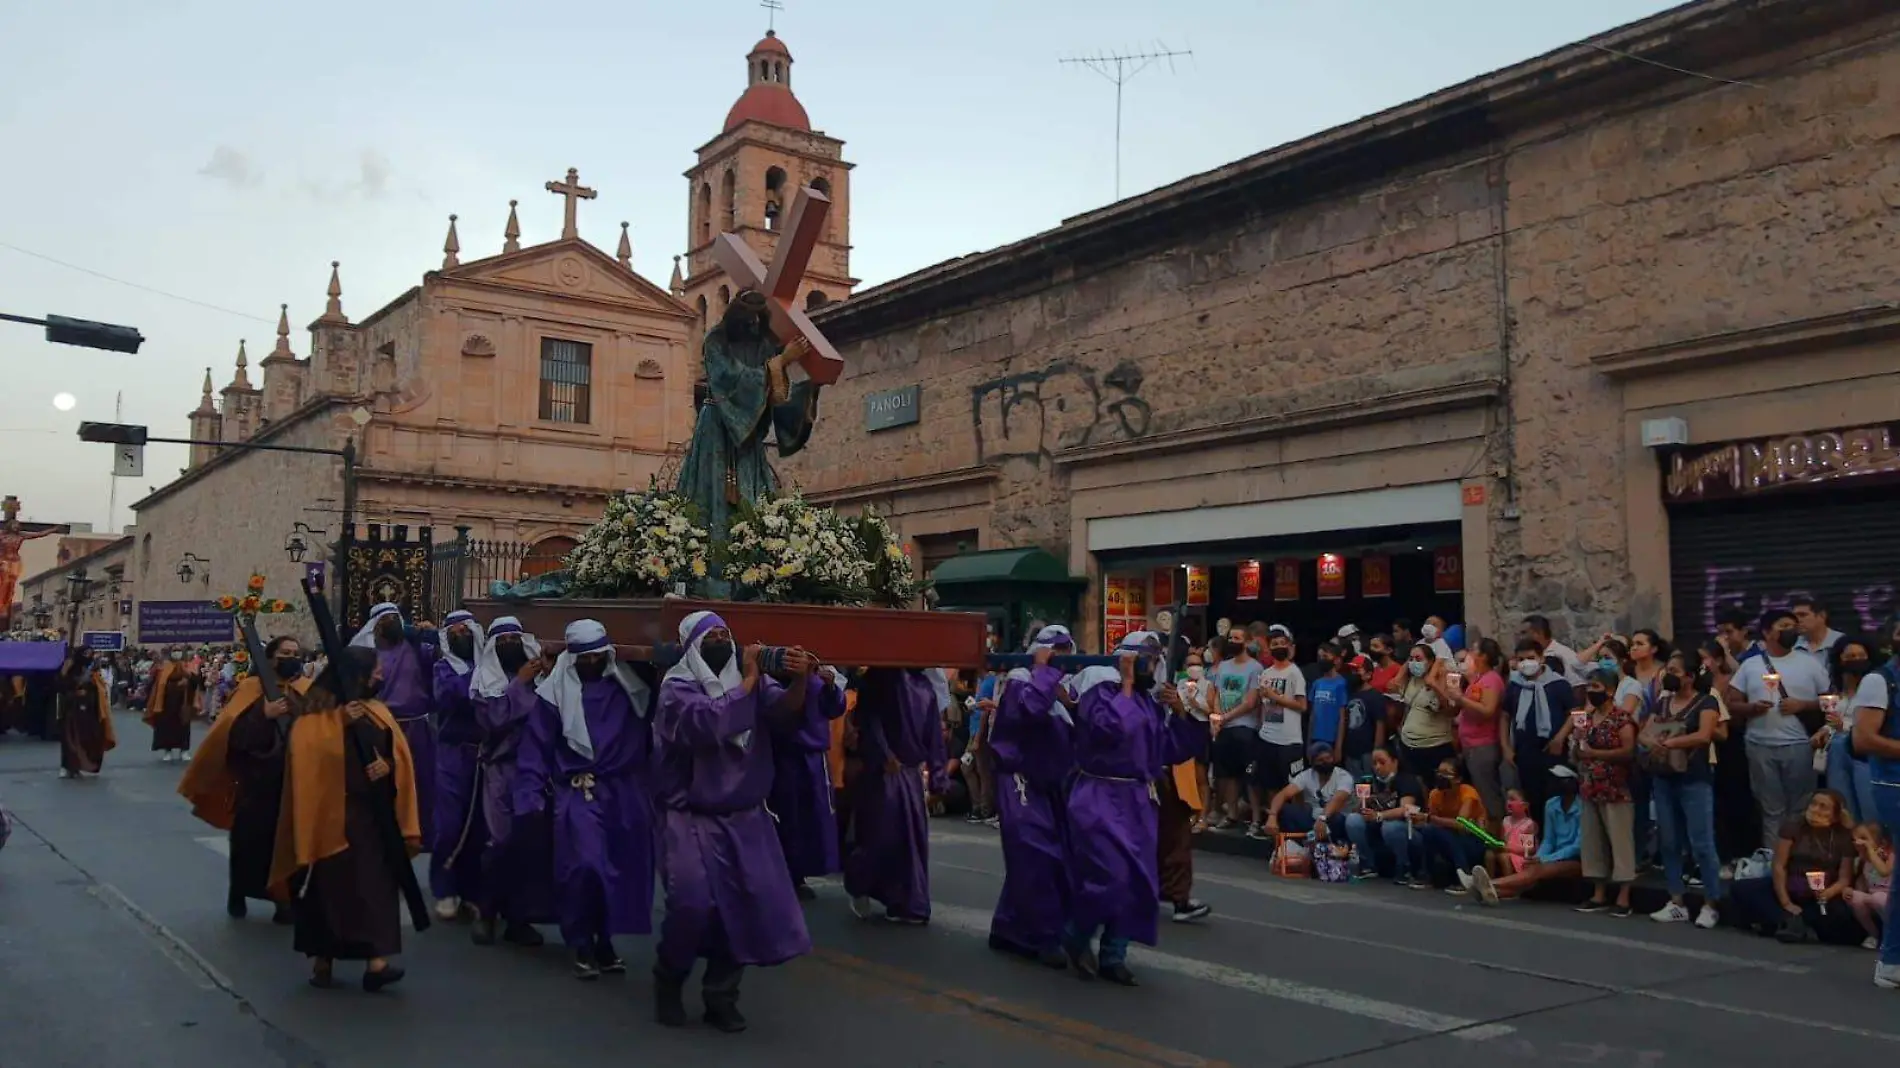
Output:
top-left (1668, 487), bottom-right (1900, 650)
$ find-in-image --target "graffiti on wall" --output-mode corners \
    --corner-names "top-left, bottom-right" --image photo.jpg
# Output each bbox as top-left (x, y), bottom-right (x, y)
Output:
top-left (1692, 565), bottom-right (1896, 639)
top-left (970, 359), bottom-right (1152, 464)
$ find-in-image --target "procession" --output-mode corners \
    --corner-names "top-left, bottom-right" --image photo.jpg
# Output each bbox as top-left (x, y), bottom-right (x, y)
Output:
top-left (8, 1), bottom-right (1900, 1064)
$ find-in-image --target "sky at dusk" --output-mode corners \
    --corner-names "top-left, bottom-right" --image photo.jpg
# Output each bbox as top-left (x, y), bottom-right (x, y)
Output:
top-left (0, 0), bottom-right (1681, 530)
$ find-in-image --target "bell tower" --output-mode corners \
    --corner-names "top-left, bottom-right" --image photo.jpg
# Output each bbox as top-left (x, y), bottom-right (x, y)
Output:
top-left (681, 29), bottom-right (856, 344)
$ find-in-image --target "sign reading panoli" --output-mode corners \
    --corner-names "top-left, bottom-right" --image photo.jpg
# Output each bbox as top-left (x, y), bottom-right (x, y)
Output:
top-left (864, 385), bottom-right (921, 432)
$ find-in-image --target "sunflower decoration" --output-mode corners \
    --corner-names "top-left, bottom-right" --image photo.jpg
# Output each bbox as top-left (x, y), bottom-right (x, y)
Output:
top-left (215, 573), bottom-right (297, 679)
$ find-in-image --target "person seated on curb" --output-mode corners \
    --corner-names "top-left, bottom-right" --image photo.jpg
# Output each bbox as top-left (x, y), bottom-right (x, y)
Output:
top-left (1471, 765), bottom-right (1584, 905)
top-left (1263, 742), bottom-right (1356, 846)
top-left (1345, 747), bottom-right (1428, 885)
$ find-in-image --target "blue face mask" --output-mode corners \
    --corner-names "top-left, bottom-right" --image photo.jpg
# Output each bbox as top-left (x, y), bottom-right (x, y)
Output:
top-left (1407, 660), bottom-right (1427, 678)
top-left (1598, 657), bottom-right (1618, 674)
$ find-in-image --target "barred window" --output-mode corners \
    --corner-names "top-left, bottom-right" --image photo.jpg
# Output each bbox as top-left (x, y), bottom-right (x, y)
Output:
top-left (538, 338), bottom-right (592, 424)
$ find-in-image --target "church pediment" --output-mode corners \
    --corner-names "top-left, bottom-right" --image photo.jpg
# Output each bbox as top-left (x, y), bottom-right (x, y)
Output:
top-left (439, 241), bottom-right (694, 318)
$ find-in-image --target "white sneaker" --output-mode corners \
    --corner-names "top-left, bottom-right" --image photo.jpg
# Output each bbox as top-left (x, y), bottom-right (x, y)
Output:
top-left (434, 896), bottom-right (462, 921)
top-left (1875, 962), bottom-right (1900, 990)
top-left (1651, 902), bottom-right (1691, 924)
top-left (56, 768), bottom-right (73, 779)
top-left (1456, 869), bottom-right (1476, 891)
top-left (1695, 904), bottom-right (1720, 930)
top-left (1864, 936), bottom-right (1881, 951)
top-left (1470, 866), bottom-right (1499, 906)
top-left (180, 751), bottom-right (191, 761)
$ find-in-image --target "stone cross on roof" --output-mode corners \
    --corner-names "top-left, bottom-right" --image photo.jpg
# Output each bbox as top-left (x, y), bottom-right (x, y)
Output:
top-left (544, 167), bottom-right (597, 241)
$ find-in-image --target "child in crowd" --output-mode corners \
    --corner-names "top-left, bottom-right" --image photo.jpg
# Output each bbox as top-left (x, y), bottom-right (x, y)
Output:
top-left (1490, 789), bottom-right (1538, 877)
top-left (1849, 822), bottom-right (1893, 950)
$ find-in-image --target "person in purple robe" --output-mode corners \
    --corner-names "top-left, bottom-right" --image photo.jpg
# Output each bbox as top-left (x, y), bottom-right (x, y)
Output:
top-left (653, 611), bottom-right (817, 1033)
top-left (767, 649), bottom-right (848, 900)
top-left (988, 624), bottom-right (1079, 968)
top-left (350, 602), bottom-right (440, 844)
top-left (843, 666), bottom-right (949, 924)
top-left (1062, 630), bottom-right (1207, 986)
top-left (428, 608), bottom-right (487, 920)
top-left (516, 618), bottom-right (656, 980)
top-left (466, 615), bottom-right (550, 948)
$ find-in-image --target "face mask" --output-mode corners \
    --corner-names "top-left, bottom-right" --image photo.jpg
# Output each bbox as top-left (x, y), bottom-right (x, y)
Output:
top-left (1134, 671), bottom-right (1156, 691)
top-left (1375, 771), bottom-right (1394, 784)
top-left (1435, 774), bottom-right (1456, 788)
top-left (1506, 800), bottom-right (1530, 818)
top-left (1407, 660), bottom-right (1427, 678)
top-left (496, 646), bottom-right (530, 677)
top-left (449, 634), bottom-right (475, 660)
top-left (1186, 665), bottom-right (1205, 681)
top-left (170, 651), bottom-right (183, 661)
top-left (1421, 624), bottom-right (1440, 641)
top-left (376, 620), bottom-right (403, 643)
top-left (273, 656), bottom-right (304, 680)
top-left (575, 656), bottom-right (608, 682)
top-left (1312, 762), bottom-right (1335, 777)
top-left (1840, 657), bottom-right (1869, 675)
top-left (1518, 659), bottom-right (1542, 677)
top-left (1246, 643), bottom-right (1263, 658)
top-left (1774, 628), bottom-right (1798, 650)
top-left (1597, 657), bottom-right (1618, 673)
top-left (1222, 640), bottom-right (1242, 658)
top-left (1270, 646), bottom-right (1291, 663)
top-left (1586, 690), bottom-right (1609, 706)
top-left (701, 640), bottom-right (735, 674)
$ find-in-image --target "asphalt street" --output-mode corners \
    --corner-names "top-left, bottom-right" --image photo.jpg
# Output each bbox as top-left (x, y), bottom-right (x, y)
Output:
top-left (3, 709), bottom-right (1897, 1068)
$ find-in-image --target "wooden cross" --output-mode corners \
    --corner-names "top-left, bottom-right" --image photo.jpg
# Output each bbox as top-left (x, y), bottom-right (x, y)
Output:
top-left (544, 167), bottom-right (596, 241)
top-left (711, 184), bottom-right (844, 386)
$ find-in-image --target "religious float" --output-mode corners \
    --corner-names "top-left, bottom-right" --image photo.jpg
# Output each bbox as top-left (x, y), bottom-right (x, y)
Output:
top-left (473, 186), bottom-right (989, 670)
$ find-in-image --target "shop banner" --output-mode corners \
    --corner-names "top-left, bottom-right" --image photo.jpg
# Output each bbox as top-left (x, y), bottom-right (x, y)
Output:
top-left (1105, 576), bottom-right (1129, 617)
top-left (1186, 566), bottom-right (1211, 606)
top-left (1151, 567), bottom-right (1175, 607)
top-left (1433, 546), bottom-right (1464, 593)
top-left (1104, 617), bottom-right (1131, 648)
top-left (1236, 561), bottom-right (1261, 600)
top-left (1126, 579), bottom-right (1147, 618)
top-left (1361, 554), bottom-right (1392, 598)
top-left (1317, 553), bottom-right (1347, 600)
top-left (1272, 558), bottom-right (1300, 601)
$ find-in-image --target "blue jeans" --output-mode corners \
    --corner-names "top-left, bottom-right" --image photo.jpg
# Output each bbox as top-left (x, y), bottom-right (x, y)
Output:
top-left (1650, 775), bottom-right (1724, 901)
top-left (1827, 733), bottom-right (1876, 823)
top-left (1874, 783), bottom-right (1900, 966)
top-left (1063, 921), bottom-right (1131, 969)
top-left (1419, 825), bottom-right (1485, 884)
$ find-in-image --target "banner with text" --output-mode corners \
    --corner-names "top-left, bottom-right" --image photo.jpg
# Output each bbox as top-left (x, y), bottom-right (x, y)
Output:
top-left (137, 601), bottom-right (235, 645)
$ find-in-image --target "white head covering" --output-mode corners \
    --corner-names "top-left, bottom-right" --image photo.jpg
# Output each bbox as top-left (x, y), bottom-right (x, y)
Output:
top-left (1067, 630), bottom-right (1162, 699)
top-left (471, 615), bottom-right (542, 700)
top-left (533, 619), bottom-right (647, 761)
top-left (662, 610), bottom-right (743, 698)
top-left (349, 602), bottom-right (402, 649)
top-left (440, 609), bottom-right (484, 677)
top-left (924, 668), bottom-right (954, 715)
top-left (1006, 625), bottom-right (1075, 684)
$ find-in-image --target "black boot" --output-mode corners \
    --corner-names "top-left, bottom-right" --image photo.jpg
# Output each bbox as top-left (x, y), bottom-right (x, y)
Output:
top-left (503, 921), bottom-right (545, 947)
top-left (271, 902), bottom-right (295, 926)
top-left (703, 993), bottom-right (747, 1034)
top-left (226, 888), bottom-right (247, 919)
top-left (653, 966), bottom-right (688, 1028)
top-left (471, 916), bottom-right (498, 946)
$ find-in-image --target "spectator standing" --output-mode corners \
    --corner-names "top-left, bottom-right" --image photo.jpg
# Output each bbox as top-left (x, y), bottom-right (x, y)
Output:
top-left (1566, 667), bottom-right (1638, 916)
top-left (1727, 610), bottom-right (1829, 851)
top-left (1338, 656), bottom-right (1385, 780)
top-left (1503, 636), bottom-right (1573, 821)
top-left (1643, 652), bottom-right (1725, 928)
top-left (1522, 615), bottom-right (1586, 686)
top-left (1852, 615), bottom-right (1900, 988)
top-left (1250, 629), bottom-right (1309, 838)
top-left (1208, 634), bottom-right (1262, 831)
top-left (1438, 638), bottom-right (1507, 829)
top-left (1826, 636), bottom-right (1878, 823)
top-left (1699, 638), bottom-right (1756, 863)
top-left (1307, 643), bottom-right (1349, 754)
top-left (1792, 598), bottom-right (1844, 675)
top-left (1392, 643), bottom-right (1455, 781)
top-left (1366, 634), bottom-right (1404, 713)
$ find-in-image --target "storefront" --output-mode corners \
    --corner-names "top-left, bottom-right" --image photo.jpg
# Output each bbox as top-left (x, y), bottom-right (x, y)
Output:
top-left (1662, 423), bottom-right (1900, 648)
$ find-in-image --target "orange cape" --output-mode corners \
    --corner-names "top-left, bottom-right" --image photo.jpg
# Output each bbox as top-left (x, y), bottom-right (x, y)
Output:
top-left (86, 671), bottom-right (116, 752)
top-left (267, 696), bottom-right (421, 899)
top-left (143, 662), bottom-right (194, 726)
top-left (177, 676), bottom-right (310, 831)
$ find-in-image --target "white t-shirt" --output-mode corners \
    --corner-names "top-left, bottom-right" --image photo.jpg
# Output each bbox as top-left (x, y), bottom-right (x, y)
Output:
top-left (1795, 629), bottom-right (1845, 672)
top-left (1255, 663), bottom-right (1308, 746)
top-left (1849, 672), bottom-right (1890, 734)
top-left (1733, 651), bottom-right (1830, 747)
top-left (1545, 640), bottom-right (1588, 686)
top-left (1614, 675), bottom-right (1648, 718)
top-left (1291, 766), bottom-right (1356, 811)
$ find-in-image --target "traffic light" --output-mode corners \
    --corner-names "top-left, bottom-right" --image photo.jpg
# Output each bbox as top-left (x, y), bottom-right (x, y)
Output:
top-left (44, 314), bottom-right (144, 354)
top-left (77, 421), bottom-right (149, 445)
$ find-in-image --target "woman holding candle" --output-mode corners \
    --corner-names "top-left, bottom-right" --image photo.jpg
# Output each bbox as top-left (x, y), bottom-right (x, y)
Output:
top-left (1726, 789), bottom-right (1861, 944)
top-left (1825, 636), bottom-right (1880, 823)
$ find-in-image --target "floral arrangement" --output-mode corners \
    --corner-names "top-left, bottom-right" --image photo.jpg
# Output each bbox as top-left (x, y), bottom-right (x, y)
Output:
top-left (721, 492), bottom-right (872, 605)
top-left (0, 628), bottom-right (61, 642)
top-left (853, 510), bottom-right (920, 608)
top-left (214, 574), bottom-right (294, 679)
top-left (567, 481), bottom-right (712, 596)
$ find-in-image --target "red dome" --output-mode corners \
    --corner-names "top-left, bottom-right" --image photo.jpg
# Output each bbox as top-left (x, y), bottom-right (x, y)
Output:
top-left (750, 30), bottom-right (791, 58)
top-left (724, 83), bottom-right (810, 132)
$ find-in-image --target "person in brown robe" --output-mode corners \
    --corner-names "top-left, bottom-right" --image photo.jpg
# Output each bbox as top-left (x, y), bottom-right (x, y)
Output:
top-left (145, 647), bottom-right (202, 761)
top-left (179, 636), bottom-right (311, 924)
top-left (56, 651), bottom-right (115, 778)
top-left (1, 674), bottom-right (27, 735)
top-left (1156, 753), bottom-right (1210, 922)
top-left (270, 646), bottom-right (422, 992)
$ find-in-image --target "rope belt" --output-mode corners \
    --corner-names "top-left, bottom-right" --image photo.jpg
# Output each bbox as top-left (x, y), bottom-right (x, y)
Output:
top-left (569, 772), bottom-right (597, 802)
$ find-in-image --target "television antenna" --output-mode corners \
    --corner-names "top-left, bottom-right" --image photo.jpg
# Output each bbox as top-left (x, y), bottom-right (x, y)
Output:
top-left (1060, 43), bottom-right (1192, 200)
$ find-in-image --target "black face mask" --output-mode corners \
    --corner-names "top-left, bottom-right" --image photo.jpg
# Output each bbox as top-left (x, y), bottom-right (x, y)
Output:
top-left (1586, 690), bottom-right (1609, 706)
top-left (496, 645), bottom-right (529, 678)
top-left (1270, 646), bottom-right (1292, 663)
top-left (1659, 674), bottom-right (1681, 694)
top-left (1436, 774), bottom-right (1457, 788)
top-left (449, 634), bottom-right (474, 661)
top-left (1773, 628), bottom-right (1798, 651)
top-left (273, 656), bottom-right (304, 680)
top-left (575, 657), bottom-right (608, 683)
top-left (1221, 640), bottom-right (1242, 658)
top-left (701, 640), bottom-right (735, 674)
top-left (1555, 781), bottom-right (1579, 799)
top-left (362, 676), bottom-right (383, 698)
top-left (1313, 762), bottom-right (1335, 778)
top-left (1134, 672), bottom-right (1155, 691)
top-left (376, 620), bottom-right (402, 644)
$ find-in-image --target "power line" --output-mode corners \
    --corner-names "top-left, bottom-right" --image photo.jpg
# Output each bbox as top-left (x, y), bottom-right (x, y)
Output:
top-left (0, 239), bottom-right (275, 324)
top-left (1060, 43), bottom-right (1192, 201)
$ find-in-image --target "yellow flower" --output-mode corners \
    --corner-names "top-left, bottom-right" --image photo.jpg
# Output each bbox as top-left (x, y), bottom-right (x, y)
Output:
top-left (691, 557), bottom-right (708, 578)
top-left (775, 562), bottom-right (801, 579)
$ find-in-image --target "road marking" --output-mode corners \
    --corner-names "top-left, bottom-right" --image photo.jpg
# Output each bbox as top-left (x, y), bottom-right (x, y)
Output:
top-left (196, 835), bottom-right (230, 858)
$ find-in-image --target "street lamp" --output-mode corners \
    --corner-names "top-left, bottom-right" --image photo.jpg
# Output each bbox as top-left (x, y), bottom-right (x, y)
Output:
top-left (177, 553), bottom-right (209, 585)
top-left (284, 521), bottom-right (325, 563)
top-left (65, 568), bottom-right (91, 640)
top-left (0, 311), bottom-right (145, 353)
top-left (29, 595), bottom-right (51, 630)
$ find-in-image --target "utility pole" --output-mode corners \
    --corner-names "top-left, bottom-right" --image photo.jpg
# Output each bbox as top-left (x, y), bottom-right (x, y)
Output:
top-left (105, 391), bottom-right (122, 533)
top-left (1060, 44), bottom-right (1192, 201)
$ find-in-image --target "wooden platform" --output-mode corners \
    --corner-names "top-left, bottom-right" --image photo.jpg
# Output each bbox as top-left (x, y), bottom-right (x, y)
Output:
top-left (468, 597), bottom-right (989, 670)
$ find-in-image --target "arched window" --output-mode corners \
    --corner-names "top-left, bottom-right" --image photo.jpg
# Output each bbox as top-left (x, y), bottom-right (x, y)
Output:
top-left (764, 166), bottom-right (787, 230)
top-left (696, 295), bottom-right (708, 335)
top-left (809, 176), bottom-right (833, 238)
top-left (758, 59), bottom-right (768, 82)
top-left (521, 536), bottom-right (577, 579)
top-left (697, 182), bottom-right (712, 242)
top-left (718, 285), bottom-right (731, 313)
top-left (775, 62), bottom-right (785, 83)
top-left (810, 176), bottom-right (832, 197)
top-left (141, 533), bottom-right (152, 575)
top-left (720, 170), bottom-right (736, 230)
top-left (805, 290), bottom-right (830, 311)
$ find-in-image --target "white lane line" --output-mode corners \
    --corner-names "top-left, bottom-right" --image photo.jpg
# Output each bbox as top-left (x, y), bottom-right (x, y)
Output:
top-left (196, 835), bottom-right (230, 858)
top-left (1640, 990), bottom-right (1900, 1045)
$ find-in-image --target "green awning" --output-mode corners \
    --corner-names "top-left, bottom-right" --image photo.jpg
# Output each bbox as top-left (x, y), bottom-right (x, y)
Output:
top-left (930, 548), bottom-right (1080, 587)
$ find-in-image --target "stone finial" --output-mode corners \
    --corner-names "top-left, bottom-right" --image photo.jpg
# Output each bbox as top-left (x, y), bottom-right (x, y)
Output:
top-left (504, 199), bottom-right (522, 254)
top-left (194, 367), bottom-right (217, 414)
top-left (617, 221), bottom-right (632, 269)
top-left (269, 303), bottom-right (294, 360)
top-left (228, 339), bottom-right (253, 390)
top-left (669, 255), bottom-right (684, 295)
top-left (319, 261), bottom-right (348, 323)
top-left (442, 214), bottom-right (461, 269)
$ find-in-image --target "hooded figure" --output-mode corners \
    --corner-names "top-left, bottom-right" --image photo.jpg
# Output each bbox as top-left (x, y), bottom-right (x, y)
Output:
top-left (1061, 631), bottom-right (1208, 986)
top-left (428, 609), bottom-right (487, 919)
top-left (987, 625), bottom-right (1079, 965)
top-left (469, 616), bottom-right (553, 947)
top-left (353, 602), bottom-right (440, 837)
top-left (516, 619), bottom-right (655, 979)
top-left (767, 647), bottom-right (849, 897)
top-left (842, 665), bottom-right (948, 924)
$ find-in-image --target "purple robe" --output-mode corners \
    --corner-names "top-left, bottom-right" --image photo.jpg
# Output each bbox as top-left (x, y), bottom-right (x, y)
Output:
top-left (842, 670), bottom-right (946, 921)
top-left (474, 681), bottom-right (554, 923)
top-left (1064, 681), bottom-right (1205, 947)
top-left (430, 658), bottom-right (487, 901)
top-left (654, 675), bottom-right (812, 973)
top-left (767, 677), bottom-right (847, 881)
top-left (987, 665), bottom-right (1075, 954)
top-left (514, 678), bottom-right (655, 948)
top-left (376, 638), bottom-right (438, 843)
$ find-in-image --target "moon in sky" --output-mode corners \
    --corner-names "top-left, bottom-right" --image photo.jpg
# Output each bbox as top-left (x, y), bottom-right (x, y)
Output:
top-left (52, 392), bottom-right (76, 411)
